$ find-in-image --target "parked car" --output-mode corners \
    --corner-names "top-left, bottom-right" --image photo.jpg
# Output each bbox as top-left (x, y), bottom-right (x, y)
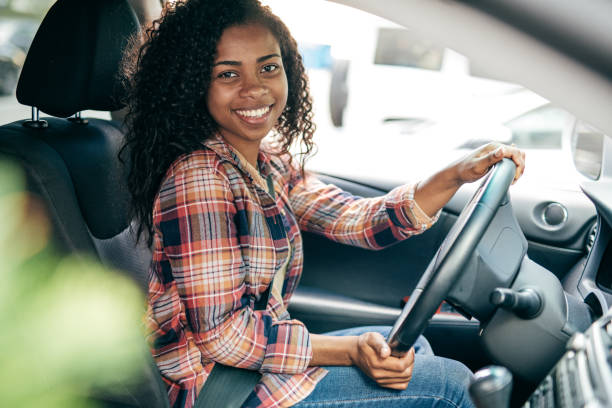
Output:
top-left (1, 0), bottom-right (611, 407)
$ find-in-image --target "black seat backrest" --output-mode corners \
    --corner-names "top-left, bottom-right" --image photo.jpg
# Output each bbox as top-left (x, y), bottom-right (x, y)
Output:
top-left (0, 1), bottom-right (167, 406)
top-left (0, 118), bottom-right (151, 288)
top-left (0, 0), bottom-right (152, 289)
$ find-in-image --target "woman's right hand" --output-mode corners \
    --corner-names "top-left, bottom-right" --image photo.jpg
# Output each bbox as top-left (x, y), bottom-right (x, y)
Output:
top-left (350, 331), bottom-right (415, 390)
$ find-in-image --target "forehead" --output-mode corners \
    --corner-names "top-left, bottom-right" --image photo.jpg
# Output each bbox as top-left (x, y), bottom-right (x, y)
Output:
top-left (215, 24), bottom-right (281, 59)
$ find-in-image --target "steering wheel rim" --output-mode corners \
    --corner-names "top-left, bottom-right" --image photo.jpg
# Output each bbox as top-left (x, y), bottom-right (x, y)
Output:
top-left (387, 158), bottom-right (517, 352)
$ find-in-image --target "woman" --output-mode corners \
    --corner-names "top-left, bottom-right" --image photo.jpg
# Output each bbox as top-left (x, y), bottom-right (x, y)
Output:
top-left (122, 1), bottom-right (525, 407)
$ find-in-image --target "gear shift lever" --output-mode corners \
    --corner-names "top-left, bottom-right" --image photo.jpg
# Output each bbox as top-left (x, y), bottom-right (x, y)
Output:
top-left (469, 366), bottom-right (513, 408)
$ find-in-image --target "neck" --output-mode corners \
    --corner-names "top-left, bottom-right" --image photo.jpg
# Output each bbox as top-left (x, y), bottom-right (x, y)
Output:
top-left (237, 147), bottom-right (259, 168)
top-left (220, 135), bottom-right (260, 168)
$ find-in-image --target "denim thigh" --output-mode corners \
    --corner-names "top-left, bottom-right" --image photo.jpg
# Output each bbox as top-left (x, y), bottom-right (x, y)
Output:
top-left (294, 326), bottom-right (474, 408)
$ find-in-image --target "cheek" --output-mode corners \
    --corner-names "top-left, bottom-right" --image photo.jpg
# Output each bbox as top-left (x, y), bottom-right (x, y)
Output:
top-left (205, 87), bottom-right (216, 116)
top-left (206, 84), bottom-right (228, 121)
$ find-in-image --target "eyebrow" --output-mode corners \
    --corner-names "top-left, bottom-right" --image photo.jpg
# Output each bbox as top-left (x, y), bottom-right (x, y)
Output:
top-left (213, 53), bottom-right (281, 67)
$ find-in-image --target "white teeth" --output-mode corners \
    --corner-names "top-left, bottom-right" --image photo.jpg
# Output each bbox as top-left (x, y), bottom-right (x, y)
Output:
top-left (236, 106), bottom-right (270, 118)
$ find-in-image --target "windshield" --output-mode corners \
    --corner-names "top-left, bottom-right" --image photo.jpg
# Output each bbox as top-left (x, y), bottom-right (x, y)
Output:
top-left (262, 0), bottom-right (607, 189)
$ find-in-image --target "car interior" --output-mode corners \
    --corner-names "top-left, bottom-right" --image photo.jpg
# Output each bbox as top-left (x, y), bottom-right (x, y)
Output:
top-left (1, 0), bottom-right (611, 407)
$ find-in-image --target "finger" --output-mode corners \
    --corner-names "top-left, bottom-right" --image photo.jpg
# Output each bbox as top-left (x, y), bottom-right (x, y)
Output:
top-left (371, 366), bottom-right (413, 381)
top-left (488, 145), bottom-right (504, 165)
top-left (508, 148), bottom-right (524, 181)
top-left (475, 142), bottom-right (500, 158)
top-left (374, 365), bottom-right (414, 383)
top-left (500, 147), bottom-right (525, 183)
top-left (519, 153), bottom-right (526, 180)
top-left (501, 144), bottom-right (523, 167)
top-left (372, 348), bottom-right (415, 374)
top-left (516, 150), bottom-right (526, 182)
top-left (390, 349), bottom-right (408, 358)
top-left (486, 144), bottom-right (527, 181)
top-left (377, 374), bottom-right (413, 386)
top-left (365, 332), bottom-right (391, 359)
top-left (380, 381), bottom-right (411, 390)
top-left (469, 145), bottom-right (503, 179)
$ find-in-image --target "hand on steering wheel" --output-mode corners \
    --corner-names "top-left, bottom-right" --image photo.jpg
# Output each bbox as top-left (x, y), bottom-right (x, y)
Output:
top-left (350, 332), bottom-right (415, 390)
top-left (387, 158), bottom-right (518, 352)
top-left (455, 143), bottom-right (525, 185)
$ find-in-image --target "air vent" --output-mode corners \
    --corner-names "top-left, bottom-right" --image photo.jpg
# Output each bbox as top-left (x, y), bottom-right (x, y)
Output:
top-left (586, 222), bottom-right (598, 252)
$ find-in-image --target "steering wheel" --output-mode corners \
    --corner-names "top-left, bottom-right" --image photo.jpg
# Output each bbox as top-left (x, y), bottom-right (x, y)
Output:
top-left (387, 158), bottom-right (517, 352)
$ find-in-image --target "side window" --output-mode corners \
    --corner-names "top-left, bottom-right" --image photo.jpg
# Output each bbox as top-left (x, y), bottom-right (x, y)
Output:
top-left (505, 105), bottom-right (570, 149)
top-left (0, 1), bottom-right (121, 124)
top-left (0, 1), bottom-right (50, 124)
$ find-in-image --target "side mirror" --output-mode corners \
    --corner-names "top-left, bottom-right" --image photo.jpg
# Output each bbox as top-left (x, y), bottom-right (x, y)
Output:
top-left (570, 120), bottom-right (606, 180)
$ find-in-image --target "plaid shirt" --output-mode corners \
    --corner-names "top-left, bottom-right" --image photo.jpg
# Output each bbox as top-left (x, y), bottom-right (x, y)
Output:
top-left (145, 134), bottom-right (439, 408)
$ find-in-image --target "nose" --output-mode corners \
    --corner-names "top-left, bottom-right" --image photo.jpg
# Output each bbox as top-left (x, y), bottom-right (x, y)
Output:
top-left (239, 74), bottom-right (268, 99)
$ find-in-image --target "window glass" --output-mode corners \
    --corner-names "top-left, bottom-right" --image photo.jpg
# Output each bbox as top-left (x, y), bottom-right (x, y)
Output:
top-left (0, 1), bottom-right (49, 124)
top-left (271, 1), bottom-right (601, 187)
top-left (0, 1), bottom-right (114, 124)
top-left (505, 105), bottom-right (570, 149)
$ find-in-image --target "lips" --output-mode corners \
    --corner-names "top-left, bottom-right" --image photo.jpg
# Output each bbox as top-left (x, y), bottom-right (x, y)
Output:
top-left (233, 104), bottom-right (273, 124)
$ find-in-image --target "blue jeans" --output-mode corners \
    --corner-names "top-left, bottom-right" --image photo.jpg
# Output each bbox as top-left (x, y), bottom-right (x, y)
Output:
top-left (294, 326), bottom-right (475, 408)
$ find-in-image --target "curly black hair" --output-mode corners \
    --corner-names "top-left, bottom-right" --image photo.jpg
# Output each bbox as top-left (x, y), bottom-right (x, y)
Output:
top-left (121, 0), bottom-right (315, 245)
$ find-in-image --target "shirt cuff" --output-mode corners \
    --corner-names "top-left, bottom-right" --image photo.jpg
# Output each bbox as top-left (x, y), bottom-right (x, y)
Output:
top-left (386, 183), bottom-right (441, 232)
top-left (405, 182), bottom-right (441, 229)
top-left (260, 319), bottom-right (313, 374)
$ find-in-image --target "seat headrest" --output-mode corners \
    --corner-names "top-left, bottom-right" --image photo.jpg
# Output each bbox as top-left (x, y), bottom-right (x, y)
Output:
top-left (16, 0), bottom-right (140, 118)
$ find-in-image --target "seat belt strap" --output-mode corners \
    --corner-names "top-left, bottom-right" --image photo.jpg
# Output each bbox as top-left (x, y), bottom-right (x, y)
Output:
top-left (195, 364), bottom-right (261, 408)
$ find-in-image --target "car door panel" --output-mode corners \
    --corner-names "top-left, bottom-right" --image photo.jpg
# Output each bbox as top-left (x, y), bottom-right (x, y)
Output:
top-left (289, 284), bottom-right (488, 370)
top-left (295, 173), bottom-right (594, 332)
top-left (299, 174), bottom-right (454, 309)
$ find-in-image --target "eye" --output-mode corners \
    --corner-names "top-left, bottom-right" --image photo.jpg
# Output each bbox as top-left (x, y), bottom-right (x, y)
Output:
top-left (261, 64), bottom-right (279, 73)
top-left (217, 71), bottom-right (238, 80)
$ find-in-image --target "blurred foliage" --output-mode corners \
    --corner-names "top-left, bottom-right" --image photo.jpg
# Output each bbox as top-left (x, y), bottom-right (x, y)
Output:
top-left (0, 160), bottom-right (147, 408)
top-left (0, 0), bottom-right (54, 18)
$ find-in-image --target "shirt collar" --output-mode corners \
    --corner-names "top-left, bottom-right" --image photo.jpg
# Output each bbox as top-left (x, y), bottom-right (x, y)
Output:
top-left (203, 133), bottom-right (273, 179)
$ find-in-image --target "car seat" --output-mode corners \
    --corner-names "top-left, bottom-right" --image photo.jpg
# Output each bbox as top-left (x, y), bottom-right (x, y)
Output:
top-left (11, 0), bottom-right (153, 288)
top-left (0, 0), bottom-right (168, 406)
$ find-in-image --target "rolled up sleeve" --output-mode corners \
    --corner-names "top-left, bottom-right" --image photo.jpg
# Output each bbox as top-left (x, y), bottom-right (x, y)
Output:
top-left (289, 173), bottom-right (440, 250)
top-left (385, 182), bottom-right (440, 232)
top-left (158, 166), bottom-right (312, 374)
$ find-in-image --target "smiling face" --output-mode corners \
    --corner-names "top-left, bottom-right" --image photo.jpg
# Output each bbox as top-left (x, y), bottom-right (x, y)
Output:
top-left (207, 23), bottom-right (288, 164)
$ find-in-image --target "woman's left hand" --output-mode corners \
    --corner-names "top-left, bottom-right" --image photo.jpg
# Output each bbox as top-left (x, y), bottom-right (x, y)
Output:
top-left (454, 142), bottom-right (526, 185)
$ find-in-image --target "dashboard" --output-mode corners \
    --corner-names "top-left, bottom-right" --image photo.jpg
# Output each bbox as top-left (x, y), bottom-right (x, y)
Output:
top-left (523, 143), bottom-right (612, 407)
top-left (524, 306), bottom-right (612, 408)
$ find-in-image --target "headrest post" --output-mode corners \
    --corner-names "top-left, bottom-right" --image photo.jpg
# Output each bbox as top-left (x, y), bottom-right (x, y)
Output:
top-left (67, 111), bottom-right (89, 125)
top-left (23, 107), bottom-right (48, 129)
